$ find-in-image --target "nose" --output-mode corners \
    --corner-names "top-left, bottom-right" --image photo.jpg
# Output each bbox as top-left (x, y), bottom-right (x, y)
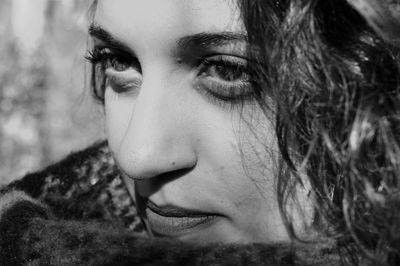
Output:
top-left (112, 73), bottom-right (197, 181)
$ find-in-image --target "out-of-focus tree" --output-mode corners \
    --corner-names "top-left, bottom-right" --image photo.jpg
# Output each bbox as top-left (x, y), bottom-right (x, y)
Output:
top-left (0, 0), bottom-right (104, 185)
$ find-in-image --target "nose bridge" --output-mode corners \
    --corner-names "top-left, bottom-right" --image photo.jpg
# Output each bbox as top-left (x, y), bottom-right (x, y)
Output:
top-left (118, 71), bottom-right (196, 179)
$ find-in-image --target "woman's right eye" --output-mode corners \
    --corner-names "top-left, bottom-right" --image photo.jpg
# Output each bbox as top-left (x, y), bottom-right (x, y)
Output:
top-left (86, 47), bottom-right (141, 73)
top-left (86, 47), bottom-right (142, 94)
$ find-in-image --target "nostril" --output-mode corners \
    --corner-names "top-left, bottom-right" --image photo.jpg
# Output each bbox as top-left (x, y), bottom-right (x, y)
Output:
top-left (116, 142), bottom-right (197, 181)
top-left (135, 167), bottom-right (194, 197)
top-left (158, 167), bottom-right (193, 182)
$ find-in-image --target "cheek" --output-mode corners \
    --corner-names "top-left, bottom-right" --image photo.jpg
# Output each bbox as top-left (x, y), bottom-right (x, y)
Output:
top-left (104, 88), bottom-right (135, 150)
top-left (240, 109), bottom-right (278, 178)
top-left (226, 109), bottom-right (279, 206)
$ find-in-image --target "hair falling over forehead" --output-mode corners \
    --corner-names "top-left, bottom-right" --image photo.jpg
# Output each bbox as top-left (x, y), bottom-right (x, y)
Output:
top-left (241, 0), bottom-right (400, 264)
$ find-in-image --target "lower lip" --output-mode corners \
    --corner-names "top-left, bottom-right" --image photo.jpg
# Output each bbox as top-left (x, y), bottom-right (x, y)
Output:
top-left (145, 208), bottom-right (219, 237)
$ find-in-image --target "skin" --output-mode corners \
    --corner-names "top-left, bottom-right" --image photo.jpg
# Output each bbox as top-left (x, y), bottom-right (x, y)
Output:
top-left (92, 0), bottom-right (290, 243)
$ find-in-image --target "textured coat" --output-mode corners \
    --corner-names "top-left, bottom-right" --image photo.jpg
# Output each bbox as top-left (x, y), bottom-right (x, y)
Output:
top-left (0, 141), bottom-right (341, 265)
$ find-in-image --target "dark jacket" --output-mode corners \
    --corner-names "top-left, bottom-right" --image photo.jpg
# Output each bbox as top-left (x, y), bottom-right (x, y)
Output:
top-left (0, 141), bottom-right (341, 265)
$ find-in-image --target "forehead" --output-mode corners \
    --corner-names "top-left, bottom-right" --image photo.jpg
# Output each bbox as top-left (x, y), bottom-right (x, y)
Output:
top-left (94, 0), bottom-right (243, 48)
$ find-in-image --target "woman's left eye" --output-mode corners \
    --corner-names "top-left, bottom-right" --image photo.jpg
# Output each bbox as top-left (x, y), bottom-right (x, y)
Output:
top-left (197, 55), bottom-right (253, 102)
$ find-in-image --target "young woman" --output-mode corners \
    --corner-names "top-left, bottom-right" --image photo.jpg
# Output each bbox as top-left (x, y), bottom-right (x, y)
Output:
top-left (86, 0), bottom-right (305, 244)
top-left (0, 0), bottom-right (399, 265)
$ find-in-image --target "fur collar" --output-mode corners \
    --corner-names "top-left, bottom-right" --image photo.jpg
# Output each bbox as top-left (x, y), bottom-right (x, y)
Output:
top-left (0, 141), bottom-right (344, 265)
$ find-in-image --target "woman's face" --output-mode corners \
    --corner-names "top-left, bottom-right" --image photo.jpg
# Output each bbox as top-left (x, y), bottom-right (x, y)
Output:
top-left (92, 0), bottom-right (289, 243)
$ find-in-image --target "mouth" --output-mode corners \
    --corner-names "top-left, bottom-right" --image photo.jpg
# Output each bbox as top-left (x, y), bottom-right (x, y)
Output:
top-left (144, 200), bottom-right (221, 237)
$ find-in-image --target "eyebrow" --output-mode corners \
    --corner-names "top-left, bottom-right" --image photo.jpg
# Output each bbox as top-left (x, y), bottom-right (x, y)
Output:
top-left (88, 24), bottom-right (247, 53)
top-left (177, 32), bottom-right (247, 51)
top-left (89, 24), bottom-right (133, 52)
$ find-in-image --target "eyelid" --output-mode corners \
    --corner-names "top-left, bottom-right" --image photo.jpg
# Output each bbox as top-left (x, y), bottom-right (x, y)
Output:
top-left (90, 34), bottom-right (137, 58)
top-left (198, 55), bottom-right (248, 76)
top-left (106, 68), bottom-right (142, 84)
top-left (203, 54), bottom-right (247, 64)
top-left (105, 68), bottom-right (142, 93)
top-left (201, 42), bottom-right (248, 58)
top-left (195, 53), bottom-right (248, 67)
top-left (177, 43), bottom-right (248, 66)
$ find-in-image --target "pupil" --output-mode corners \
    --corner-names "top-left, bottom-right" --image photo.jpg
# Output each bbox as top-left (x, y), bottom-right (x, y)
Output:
top-left (111, 57), bottom-right (128, 71)
top-left (216, 64), bottom-right (242, 82)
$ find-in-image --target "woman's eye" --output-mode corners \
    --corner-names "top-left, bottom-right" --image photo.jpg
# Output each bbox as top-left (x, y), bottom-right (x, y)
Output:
top-left (86, 47), bottom-right (140, 72)
top-left (86, 47), bottom-right (142, 94)
top-left (107, 55), bottom-right (132, 72)
top-left (205, 60), bottom-right (246, 82)
top-left (197, 55), bottom-right (253, 103)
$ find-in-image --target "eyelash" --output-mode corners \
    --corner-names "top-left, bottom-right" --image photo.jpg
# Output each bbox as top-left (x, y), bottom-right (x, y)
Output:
top-left (86, 47), bottom-right (141, 72)
top-left (86, 47), bottom-right (254, 105)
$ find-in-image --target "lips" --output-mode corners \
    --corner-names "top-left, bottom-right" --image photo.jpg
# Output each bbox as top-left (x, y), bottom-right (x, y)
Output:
top-left (144, 200), bottom-right (220, 237)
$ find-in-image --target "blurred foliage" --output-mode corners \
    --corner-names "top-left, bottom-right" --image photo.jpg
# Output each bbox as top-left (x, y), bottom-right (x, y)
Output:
top-left (0, 0), bottom-right (104, 185)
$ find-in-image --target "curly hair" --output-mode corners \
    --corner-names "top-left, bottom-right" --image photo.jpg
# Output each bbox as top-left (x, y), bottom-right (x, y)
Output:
top-left (241, 0), bottom-right (400, 264)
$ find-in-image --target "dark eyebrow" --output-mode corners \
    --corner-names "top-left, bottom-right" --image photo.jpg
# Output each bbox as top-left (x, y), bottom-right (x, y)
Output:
top-left (177, 32), bottom-right (247, 51)
top-left (88, 24), bottom-right (132, 53)
top-left (89, 24), bottom-right (247, 54)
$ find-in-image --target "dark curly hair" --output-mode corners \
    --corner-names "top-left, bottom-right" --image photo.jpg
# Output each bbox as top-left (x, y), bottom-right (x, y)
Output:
top-left (241, 0), bottom-right (400, 264)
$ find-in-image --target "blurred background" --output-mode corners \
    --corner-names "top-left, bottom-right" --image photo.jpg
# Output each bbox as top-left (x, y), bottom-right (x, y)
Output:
top-left (0, 0), bottom-right (105, 185)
